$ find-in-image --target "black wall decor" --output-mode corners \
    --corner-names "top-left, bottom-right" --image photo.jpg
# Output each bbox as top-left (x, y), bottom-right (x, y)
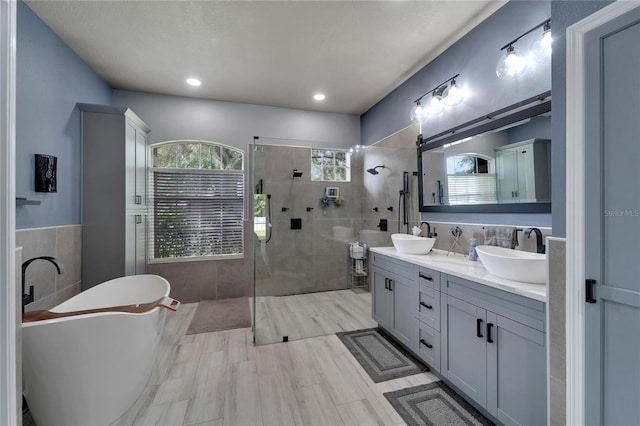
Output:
top-left (35, 154), bottom-right (57, 193)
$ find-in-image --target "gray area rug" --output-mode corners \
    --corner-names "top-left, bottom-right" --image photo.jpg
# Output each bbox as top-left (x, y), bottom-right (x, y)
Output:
top-left (336, 328), bottom-right (428, 383)
top-left (186, 297), bottom-right (251, 335)
top-left (384, 381), bottom-right (494, 426)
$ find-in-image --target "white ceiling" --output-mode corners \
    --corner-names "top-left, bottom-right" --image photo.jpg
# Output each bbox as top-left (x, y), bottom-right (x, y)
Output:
top-left (25, 0), bottom-right (506, 115)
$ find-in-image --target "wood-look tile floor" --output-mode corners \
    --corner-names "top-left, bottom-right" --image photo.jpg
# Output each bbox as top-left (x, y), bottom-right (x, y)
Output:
top-left (22, 290), bottom-right (435, 425)
top-left (109, 290), bottom-right (438, 426)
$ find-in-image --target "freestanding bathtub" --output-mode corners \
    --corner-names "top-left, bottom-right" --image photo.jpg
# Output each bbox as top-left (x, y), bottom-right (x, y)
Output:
top-left (22, 274), bottom-right (177, 426)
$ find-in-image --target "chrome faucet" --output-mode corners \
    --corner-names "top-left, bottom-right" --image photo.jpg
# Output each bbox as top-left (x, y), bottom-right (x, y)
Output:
top-left (420, 221), bottom-right (433, 238)
top-left (524, 228), bottom-right (545, 254)
top-left (22, 256), bottom-right (64, 313)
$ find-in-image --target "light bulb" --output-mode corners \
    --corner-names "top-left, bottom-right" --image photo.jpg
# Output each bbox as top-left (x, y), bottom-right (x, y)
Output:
top-left (425, 92), bottom-right (444, 115)
top-left (410, 101), bottom-right (425, 121)
top-left (443, 80), bottom-right (464, 106)
top-left (530, 23), bottom-right (552, 63)
top-left (496, 45), bottom-right (527, 79)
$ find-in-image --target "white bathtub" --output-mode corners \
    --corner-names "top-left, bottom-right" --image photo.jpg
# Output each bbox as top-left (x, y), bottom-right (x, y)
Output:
top-left (22, 274), bottom-right (175, 426)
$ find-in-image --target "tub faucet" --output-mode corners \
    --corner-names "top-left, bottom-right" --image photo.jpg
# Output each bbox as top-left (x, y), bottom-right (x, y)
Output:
top-left (420, 221), bottom-right (433, 238)
top-left (22, 256), bottom-right (64, 313)
top-left (524, 228), bottom-right (545, 254)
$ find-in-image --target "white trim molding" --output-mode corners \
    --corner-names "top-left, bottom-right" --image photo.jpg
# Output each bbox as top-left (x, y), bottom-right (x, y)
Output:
top-left (565, 2), bottom-right (640, 425)
top-left (0, 0), bottom-right (17, 425)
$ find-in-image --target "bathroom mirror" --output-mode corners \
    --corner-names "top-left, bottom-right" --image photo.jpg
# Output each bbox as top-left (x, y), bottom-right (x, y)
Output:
top-left (418, 92), bottom-right (551, 213)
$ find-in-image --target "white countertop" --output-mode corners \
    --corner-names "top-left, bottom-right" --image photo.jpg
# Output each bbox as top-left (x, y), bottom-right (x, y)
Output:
top-left (370, 247), bottom-right (547, 303)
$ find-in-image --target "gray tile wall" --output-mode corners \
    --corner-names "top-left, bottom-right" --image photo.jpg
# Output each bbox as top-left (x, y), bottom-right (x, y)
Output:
top-left (547, 237), bottom-right (566, 426)
top-left (16, 225), bottom-right (82, 312)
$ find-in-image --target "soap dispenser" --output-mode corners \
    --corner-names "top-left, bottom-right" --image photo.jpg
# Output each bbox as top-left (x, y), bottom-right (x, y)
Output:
top-left (469, 238), bottom-right (478, 261)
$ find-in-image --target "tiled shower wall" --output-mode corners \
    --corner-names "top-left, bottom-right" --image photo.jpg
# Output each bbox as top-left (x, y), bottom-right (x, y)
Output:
top-left (547, 237), bottom-right (566, 426)
top-left (16, 225), bottom-right (82, 311)
top-left (254, 144), bottom-right (364, 296)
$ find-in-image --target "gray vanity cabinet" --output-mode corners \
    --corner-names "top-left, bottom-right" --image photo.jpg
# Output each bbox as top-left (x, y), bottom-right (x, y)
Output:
top-left (415, 267), bottom-right (442, 372)
top-left (371, 254), bottom-right (415, 349)
top-left (441, 274), bottom-right (547, 426)
top-left (78, 103), bottom-right (150, 289)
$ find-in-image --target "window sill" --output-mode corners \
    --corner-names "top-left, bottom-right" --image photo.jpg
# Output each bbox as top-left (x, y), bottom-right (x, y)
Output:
top-left (149, 254), bottom-right (244, 264)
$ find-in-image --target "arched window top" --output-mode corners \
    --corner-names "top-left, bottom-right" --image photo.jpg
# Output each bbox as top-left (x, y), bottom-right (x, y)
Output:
top-left (446, 153), bottom-right (493, 175)
top-left (151, 140), bottom-right (243, 170)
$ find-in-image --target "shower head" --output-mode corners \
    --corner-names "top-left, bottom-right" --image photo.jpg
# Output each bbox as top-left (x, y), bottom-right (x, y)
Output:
top-left (292, 169), bottom-right (303, 178)
top-left (366, 165), bottom-right (385, 175)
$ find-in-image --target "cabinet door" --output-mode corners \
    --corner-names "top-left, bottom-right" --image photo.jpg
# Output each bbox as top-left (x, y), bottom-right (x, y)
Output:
top-left (495, 149), bottom-right (519, 203)
top-left (371, 266), bottom-right (392, 329)
top-left (389, 274), bottom-right (415, 349)
top-left (125, 213), bottom-right (147, 276)
top-left (441, 294), bottom-right (487, 407)
top-left (486, 312), bottom-right (546, 426)
top-left (135, 126), bottom-right (148, 206)
top-left (516, 147), bottom-right (534, 202)
top-left (125, 122), bottom-right (137, 208)
top-left (135, 214), bottom-right (147, 275)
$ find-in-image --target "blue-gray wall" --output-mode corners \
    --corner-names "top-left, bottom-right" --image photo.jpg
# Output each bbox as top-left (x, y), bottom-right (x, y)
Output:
top-left (112, 90), bottom-right (360, 151)
top-left (361, 0), bottom-right (614, 235)
top-left (550, 0), bottom-right (612, 237)
top-left (16, 2), bottom-right (112, 229)
top-left (360, 1), bottom-right (551, 147)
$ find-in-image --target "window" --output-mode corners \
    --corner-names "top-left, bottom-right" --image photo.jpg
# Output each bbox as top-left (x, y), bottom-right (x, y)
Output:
top-left (446, 154), bottom-right (497, 205)
top-left (311, 149), bottom-right (351, 181)
top-left (150, 141), bottom-right (244, 261)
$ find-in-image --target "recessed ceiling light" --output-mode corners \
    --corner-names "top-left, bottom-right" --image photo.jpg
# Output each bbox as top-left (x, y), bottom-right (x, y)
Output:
top-left (313, 93), bottom-right (326, 101)
top-left (186, 78), bottom-right (201, 87)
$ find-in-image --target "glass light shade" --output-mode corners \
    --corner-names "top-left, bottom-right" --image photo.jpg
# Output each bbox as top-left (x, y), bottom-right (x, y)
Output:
top-left (425, 93), bottom-right (444, 115)
top-left (530, 26), bottom-right (552, 63)
top-left (443, 81), bottom-right (464, 106)
top-left (410, 101), bottom-right (425, 121)
top-left (496, 45), bottom-right (527, 79)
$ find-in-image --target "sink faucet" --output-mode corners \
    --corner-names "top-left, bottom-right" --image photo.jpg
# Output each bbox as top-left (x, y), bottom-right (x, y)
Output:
top-left (22, 256), bottom-right (64, 313)
top-left (420, 221), bottom-right (433, 238)
top-left (524, 228), bottom-right (545, 254)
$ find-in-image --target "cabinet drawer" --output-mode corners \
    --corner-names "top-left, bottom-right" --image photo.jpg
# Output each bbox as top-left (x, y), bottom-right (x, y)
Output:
top-left (416, 284), bottom-right (441, 331)
top-left (372, 254), bottom-right (412, 280)
top-left (416, 320), bottom-right (441, 373)
top-left (417, 266), bottom-right (440, 291)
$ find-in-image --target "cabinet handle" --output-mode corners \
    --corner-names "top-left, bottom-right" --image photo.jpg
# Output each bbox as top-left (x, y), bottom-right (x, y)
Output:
top-left (487, 323), bottom-right (494, 343)
top-left (135, 214), bottom-right (142, 224)
top-left (419, 273), bottom-right (433, 281)
top-left (384, 278), bottom-right (389, 290)
top-left (419, 301), bottom-right (433, 310)
top-left (419, 338), bottom-right (432, 349)
top-left (388, 279), bottom-right (393, 291)
top-left (135, 195), bottom-right (142, 204)
top-left (586, 279), bottom-right (597, 303)
top-left (476, 318), bottom-right (483, 338)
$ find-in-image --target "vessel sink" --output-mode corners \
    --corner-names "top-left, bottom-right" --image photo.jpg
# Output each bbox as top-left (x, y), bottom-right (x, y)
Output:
top-left (391, 233), bottom-right (436, 255)
top-left (475, 245), bottom-right (546, 284)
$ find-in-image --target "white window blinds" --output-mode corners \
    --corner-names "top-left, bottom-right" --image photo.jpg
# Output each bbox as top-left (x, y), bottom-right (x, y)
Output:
top-left (151, 169), bottom-right (244, 259)
top-left (447, 174), bottom-right (497, 205)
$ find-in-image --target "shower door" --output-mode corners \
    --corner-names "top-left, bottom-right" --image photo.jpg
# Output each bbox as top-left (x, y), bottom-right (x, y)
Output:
top-left (251, 138), bottom-right (366, 345)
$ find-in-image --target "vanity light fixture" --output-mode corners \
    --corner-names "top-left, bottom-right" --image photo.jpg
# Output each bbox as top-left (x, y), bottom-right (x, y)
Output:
top-left (409, 73), bottom-right (464, 122)
top-left (186, 78), bottom-right (201, 87)
top-left (496, 18), bottom-right (551, 79)
top-left (530, 20), bottom-right (552, 63)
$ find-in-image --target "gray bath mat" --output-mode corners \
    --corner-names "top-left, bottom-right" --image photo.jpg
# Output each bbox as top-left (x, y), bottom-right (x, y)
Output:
top-left (336, 328), bottom-right (428, 383)
top-left (186, 297), bottom-right (251, 335)
top-left (384, 381), bottom-right (494, 426)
